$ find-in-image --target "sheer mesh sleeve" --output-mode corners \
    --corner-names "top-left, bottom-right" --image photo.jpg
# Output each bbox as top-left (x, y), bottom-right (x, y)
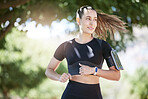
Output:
top-left (54, 42), bottom-right (66, 61)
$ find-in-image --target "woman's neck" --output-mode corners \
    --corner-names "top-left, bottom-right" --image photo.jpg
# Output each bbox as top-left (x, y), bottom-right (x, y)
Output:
top-left (75, 32), bottom-right (93, 43)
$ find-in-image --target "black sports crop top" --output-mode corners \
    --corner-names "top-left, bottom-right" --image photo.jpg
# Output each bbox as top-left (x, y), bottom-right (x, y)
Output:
top-left (54, 37), bottom-right (115, 75)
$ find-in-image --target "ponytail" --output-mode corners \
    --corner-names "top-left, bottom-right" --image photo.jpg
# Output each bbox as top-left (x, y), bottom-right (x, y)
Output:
top-left (95, 12), bottom-right (127, 40)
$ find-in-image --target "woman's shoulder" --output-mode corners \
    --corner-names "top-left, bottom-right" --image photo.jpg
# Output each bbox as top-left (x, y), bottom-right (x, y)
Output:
top-left (62, 38), bottom-right (74, 45)
top-left (58, 38), bottom-right (74, 48)
top-left (94, 38), bottom-right (111, 48)
top-left (59, 38), bottom-right (74, 44)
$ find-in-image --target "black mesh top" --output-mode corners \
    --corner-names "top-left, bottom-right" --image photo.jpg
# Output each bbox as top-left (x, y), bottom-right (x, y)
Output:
top-left (54, 37), bottom-right (114, 75)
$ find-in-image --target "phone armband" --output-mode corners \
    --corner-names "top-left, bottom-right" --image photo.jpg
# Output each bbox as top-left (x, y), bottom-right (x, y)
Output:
top-left (111, 49), bottom-right (124, 70)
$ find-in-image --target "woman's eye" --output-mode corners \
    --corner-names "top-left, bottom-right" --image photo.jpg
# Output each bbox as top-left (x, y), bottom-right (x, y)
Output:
top-left (94, 19), bottom-right (97, 21)
top-left (86, 18), bottom-right (91, 20)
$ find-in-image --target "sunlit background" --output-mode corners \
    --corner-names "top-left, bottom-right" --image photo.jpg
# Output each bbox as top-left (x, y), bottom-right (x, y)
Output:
top-left (0, 0), bottom-right (148, 99)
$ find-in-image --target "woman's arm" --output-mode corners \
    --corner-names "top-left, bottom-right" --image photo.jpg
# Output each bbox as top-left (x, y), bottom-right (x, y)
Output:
top-left (45, 57), bottom-right (61, 81)
top-left (79, 64), bottom-right (120, 81)
top-left (96, 66), bottom-right (120, 81)
top-left (45, 57), bottom-right (71, 82)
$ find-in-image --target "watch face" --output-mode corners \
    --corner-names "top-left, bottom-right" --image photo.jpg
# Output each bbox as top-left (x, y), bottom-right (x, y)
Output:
top-left (95, 67), bottom-right (98, 72)
top-left (111, 49), bottom-right (124, 70)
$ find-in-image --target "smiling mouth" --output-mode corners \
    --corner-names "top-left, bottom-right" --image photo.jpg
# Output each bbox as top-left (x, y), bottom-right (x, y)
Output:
top-left (87, 27), bottom-right (94, 30)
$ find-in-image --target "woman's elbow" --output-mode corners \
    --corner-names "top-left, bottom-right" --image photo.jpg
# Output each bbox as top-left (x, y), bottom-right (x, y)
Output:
top-left (45, 68), bottom-right (51, 77)
top-left (115, 71), bottom-right (121, 81)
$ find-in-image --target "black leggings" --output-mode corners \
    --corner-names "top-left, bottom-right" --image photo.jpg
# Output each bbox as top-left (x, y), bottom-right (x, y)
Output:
top-left (61, 80), bottom-right (103, 99)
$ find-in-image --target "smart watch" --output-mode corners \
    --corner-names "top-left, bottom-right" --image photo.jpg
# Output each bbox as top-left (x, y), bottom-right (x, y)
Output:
top-left (94, 67), bottom-right (98, 75)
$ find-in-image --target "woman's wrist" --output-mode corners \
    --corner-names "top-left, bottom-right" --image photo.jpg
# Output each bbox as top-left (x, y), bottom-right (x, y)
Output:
top-left (93, 67), bottom-right (98, 75)
top-left (90, 67), bottom-right (97, 75)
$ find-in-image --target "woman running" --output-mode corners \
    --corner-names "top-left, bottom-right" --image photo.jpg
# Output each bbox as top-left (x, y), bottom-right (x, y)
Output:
top-left (45, 5), bottom-right (126, 99)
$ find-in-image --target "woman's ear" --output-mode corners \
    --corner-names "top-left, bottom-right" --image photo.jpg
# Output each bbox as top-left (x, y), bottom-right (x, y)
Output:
top-left (76, 17), bottom-right (80, 25)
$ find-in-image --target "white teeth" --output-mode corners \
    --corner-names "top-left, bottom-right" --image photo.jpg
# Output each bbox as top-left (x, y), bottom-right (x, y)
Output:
top-left (88, 27), bottom-right (94, 30)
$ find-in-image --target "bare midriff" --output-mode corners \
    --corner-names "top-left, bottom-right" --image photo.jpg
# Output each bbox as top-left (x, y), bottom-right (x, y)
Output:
top-left (71, 75), bottom-right (100, 84)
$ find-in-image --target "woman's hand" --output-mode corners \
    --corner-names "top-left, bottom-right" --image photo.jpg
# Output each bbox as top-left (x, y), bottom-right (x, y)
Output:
top-left (79, 63), bottom-right (95, 75)
top-left (59, 73), bottom-right (72, 83)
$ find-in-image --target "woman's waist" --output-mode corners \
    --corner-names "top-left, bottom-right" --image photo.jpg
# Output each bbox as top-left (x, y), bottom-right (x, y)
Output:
top-left (70, 74), bottom-right (99, 84)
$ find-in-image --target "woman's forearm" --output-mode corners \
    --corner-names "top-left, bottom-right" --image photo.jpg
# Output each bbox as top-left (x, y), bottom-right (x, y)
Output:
top-left (96, 69), bottom-right (120, 81)
top-left (78, 63), bottom-right (120, 81)
top-left (45, 68), bottom-right (61, 81)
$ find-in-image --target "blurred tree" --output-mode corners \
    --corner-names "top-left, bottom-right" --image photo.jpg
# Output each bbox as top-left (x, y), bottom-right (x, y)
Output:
top-left (0, 0), bottom-right (148, 51)
top-left (0, 28), bottom-right (46, 99)
top-left (129, 67), bottom-right (148, 99)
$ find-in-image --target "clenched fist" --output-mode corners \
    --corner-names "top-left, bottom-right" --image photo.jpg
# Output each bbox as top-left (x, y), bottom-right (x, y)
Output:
top-left (59, 73), bottom-right (72, 83)
top-left (79, 63), bottom-right (95, 75)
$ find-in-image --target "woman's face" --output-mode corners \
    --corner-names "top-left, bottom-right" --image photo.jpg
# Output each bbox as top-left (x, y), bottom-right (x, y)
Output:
top-left (79, 9), bottom-right (97, 34)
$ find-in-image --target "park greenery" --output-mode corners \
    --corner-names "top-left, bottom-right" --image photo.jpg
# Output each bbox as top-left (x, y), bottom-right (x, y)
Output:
top-left (0, 0), bottom-right (148, 99)
top-left (129, 67), bottom-right (148, 99)
top-left (0, 28), bottom-right (68, 99)
top-left (0, 0), bottom-right (148, 51)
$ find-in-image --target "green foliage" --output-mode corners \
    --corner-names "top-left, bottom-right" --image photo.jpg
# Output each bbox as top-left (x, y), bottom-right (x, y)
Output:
top-left (1, 0), bottom-right (148, 51)
top-left (56, 60), bottom-right (68, 75)
top-left (0, 28), bottom-right (46, 98)
top-left (24, 79), bottom-right (66, 99)
top-left (0, 27), bottom-right (68, 98)
top-left (129, 67), bottom-right (148, 99)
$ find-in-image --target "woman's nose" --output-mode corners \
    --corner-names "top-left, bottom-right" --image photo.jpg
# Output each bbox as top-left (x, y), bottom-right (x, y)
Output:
top-left (89, 20), bottom-right (94, 26)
